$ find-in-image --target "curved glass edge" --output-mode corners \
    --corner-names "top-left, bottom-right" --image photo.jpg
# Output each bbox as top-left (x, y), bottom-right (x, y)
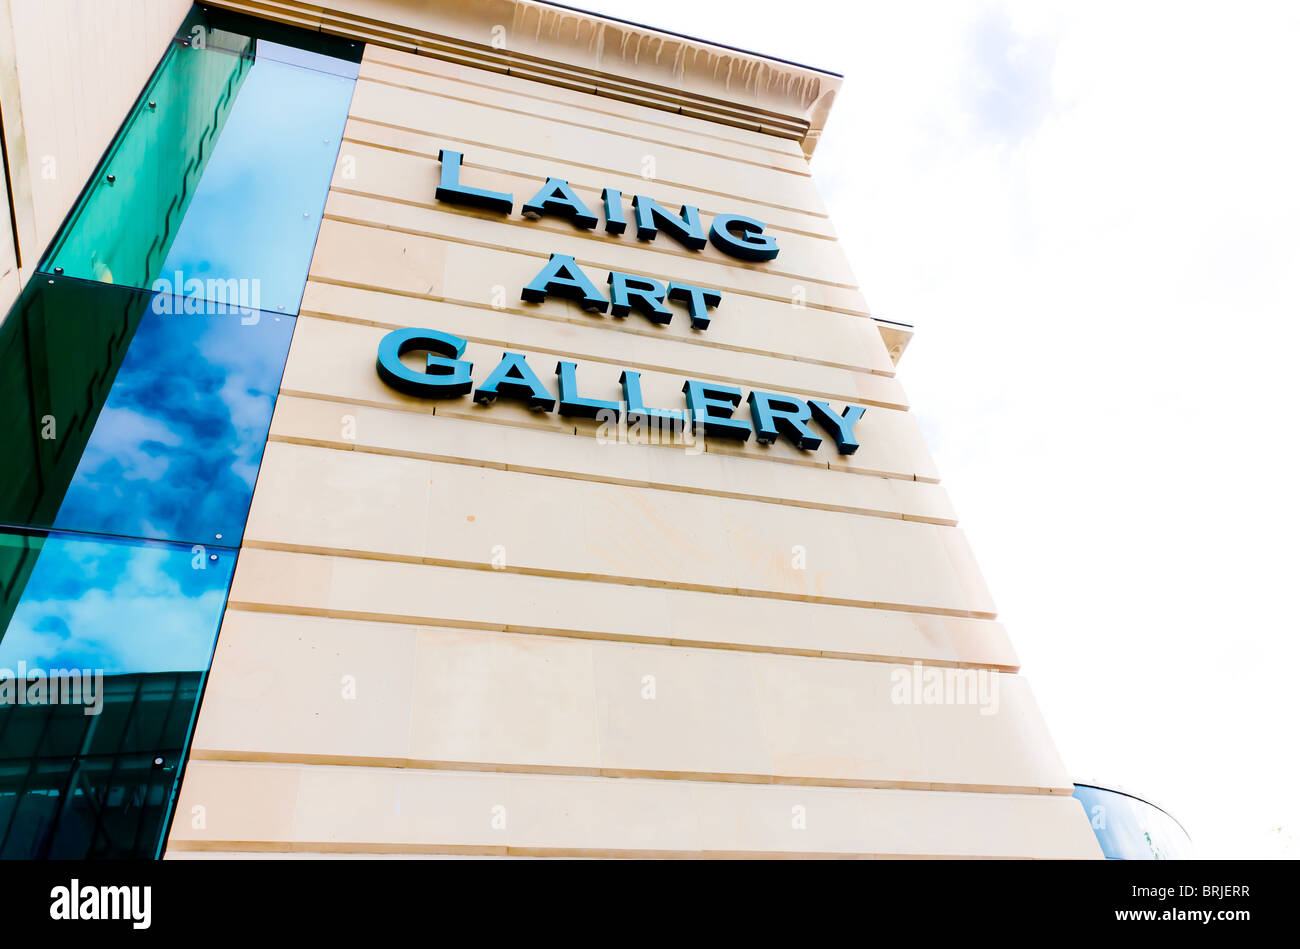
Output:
top-left (1072, 784), bottom-right (1194, 860)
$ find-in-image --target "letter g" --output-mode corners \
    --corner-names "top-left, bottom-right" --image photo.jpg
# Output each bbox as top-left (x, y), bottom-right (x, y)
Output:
top-left (376, 327), bottom-right (474, 397)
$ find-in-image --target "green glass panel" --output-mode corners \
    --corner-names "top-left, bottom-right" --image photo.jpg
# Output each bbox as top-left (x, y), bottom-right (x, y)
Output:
top-left (0, 275), bottom-right (296, 548)
top-left (0, 533), bottom-right (41, 653)
top-left (2, 4), bottom-right (364, 862)
top-left (0, 278), bottom-right (150, 536)
top-left (42, 36), bottom-right (253, 289)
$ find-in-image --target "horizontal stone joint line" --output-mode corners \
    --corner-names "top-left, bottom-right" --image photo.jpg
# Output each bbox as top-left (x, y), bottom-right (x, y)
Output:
top-left (164, 840), bottom-right (1039, 859)
top-left (237, 540), bottom-right (996, 620)
top-left (300, 279), bottom-right (896, 379)
top-left (297, 304), bottom-right (903, 409)
top-left (183, 750), bottom-right (1065, 796)
top-left (319, 212), bottom-right (870, 318)
top-left (341, 119), bottom-right (833, 219)
top-left (266, 433), bottom-right (950, 523)
top-left (331, 183), bottom-right (850, 287)
top-left (223, 600), bottom-right (1013, 671)
top-left (275, 386), bottom-right (937, 482)
top-left (356, 74), bottom-right (814, 178)
top-left (345, 160), bottom-right (836, 241)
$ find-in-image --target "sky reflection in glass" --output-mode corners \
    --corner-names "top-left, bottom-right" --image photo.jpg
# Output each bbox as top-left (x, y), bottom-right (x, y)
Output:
top-left (0, 531), bottom-right (234, 676)
top-left (1071, 785), bottom-right (1194, 860)
top-left (0, 12), bottom-right (360, 863)
top-left (160, 42), bottom-right (356, 314)
top-left (52, 297), bottom-right (295, 547)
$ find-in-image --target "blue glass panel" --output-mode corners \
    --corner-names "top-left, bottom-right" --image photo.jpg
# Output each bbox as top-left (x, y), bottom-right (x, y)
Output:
top-left (1072, 785), bottom-right (1194, 859)
top-left (2, 5), bottom-right (362, 863)
top-left (52, 290), bottom-right (295, 547)
top-left (160, 50), bottom-right (356, 314)
top-left (0, 531), bottom-right (234, 676)
top-left (0, 530), bottom-right (233, 858)
top-left (39, 8), bottom-right (359, 307)
top-left (0, 274), bottom-right (293, 548)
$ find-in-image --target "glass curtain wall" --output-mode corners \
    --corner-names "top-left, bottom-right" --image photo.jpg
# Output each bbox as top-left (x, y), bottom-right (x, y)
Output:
top-left (0, 4), bottom-right (361, 858)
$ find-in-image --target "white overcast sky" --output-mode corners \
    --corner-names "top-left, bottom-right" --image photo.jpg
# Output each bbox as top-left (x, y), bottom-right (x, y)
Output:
top-left (576, 0), bottom-right (1300, 858)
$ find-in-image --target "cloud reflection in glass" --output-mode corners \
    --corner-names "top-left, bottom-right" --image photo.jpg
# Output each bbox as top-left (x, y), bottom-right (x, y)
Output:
top-left (0, 531), bottom-right (234, 675)
top-left (52, 299), bottom-right (294, 547)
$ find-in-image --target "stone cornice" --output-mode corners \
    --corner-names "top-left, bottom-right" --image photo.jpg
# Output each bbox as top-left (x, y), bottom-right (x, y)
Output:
top-left (206, 0), bottom-right (842, 155)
